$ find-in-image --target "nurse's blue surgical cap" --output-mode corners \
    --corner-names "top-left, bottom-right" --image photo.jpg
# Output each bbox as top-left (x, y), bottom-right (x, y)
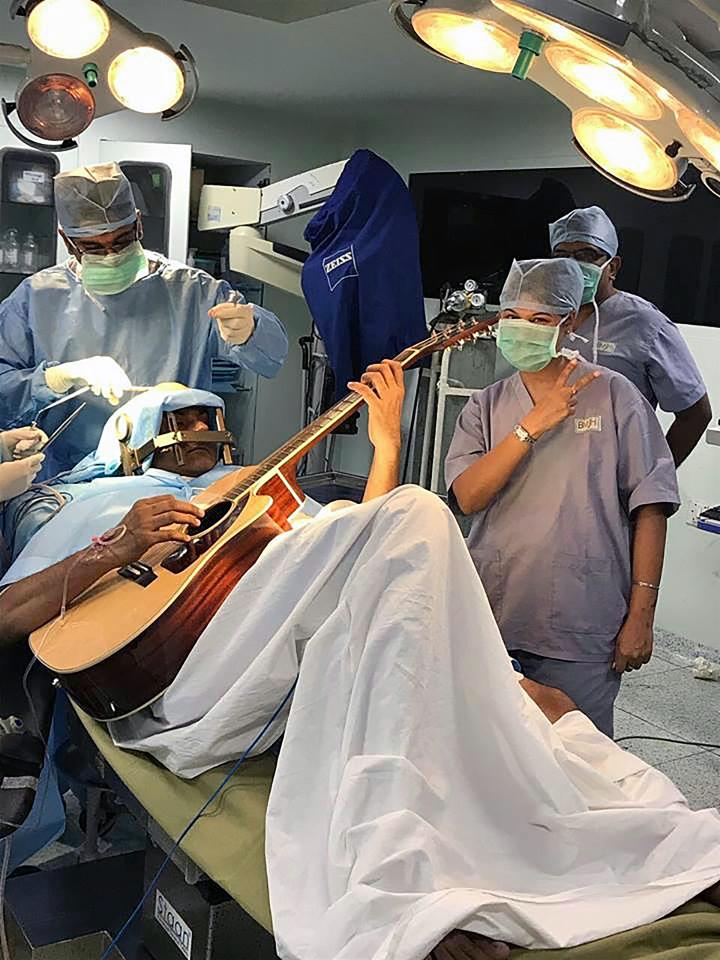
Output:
top-left (549, 206), bottom-right (619, 258)
top-left (55, 162), bottom-right (138, 239)
top-left (500, 258), bottom-right (585, 316)
top-left (58, 385), bottom-right (225, 484)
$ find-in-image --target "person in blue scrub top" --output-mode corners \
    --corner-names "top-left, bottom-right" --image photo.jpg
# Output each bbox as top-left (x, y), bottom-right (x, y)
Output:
top-left (446, 258), bottom-right (680, 737)
top-left (0, 162), bottom-right (288, 477)
top-left (549, 206), bottom-right (711, 466)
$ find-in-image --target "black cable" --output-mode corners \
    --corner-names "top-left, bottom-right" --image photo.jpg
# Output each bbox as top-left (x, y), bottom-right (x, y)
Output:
top-left (616, 735), bottom-right (720, 750)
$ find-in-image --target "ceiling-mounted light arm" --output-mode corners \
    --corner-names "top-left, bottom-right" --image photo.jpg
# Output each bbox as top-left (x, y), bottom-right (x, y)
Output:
top-left (9, 0), bottom-right (31, 18)
top-left (497, 0), bottom-right (634, 46)
top-left (161, 44), bottom-right (198, 121)
top-left (0, 43), bottom-right (30, 67)
top-left (1, 97), bottom-right (77, 150)
top-left (572, 135), bottom-right (696, 201)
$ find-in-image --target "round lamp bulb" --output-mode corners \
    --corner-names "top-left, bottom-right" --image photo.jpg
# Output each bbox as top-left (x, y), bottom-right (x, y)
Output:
top-left (412, 8), bottom-right (519, 73)
top-left (546, 45), bottom-right (661, 121)
top-left (573, 110), bottom-right (677, 192)
top-left (108, 46), bottom-right (184, 114)
top-left (17, 73), bottom-right (95, 141)
top-left (28, 0), bottom-right (110, 60)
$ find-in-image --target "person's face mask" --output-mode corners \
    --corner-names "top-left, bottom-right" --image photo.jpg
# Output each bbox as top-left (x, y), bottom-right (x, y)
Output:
top-left (496, 317), bottom-right (565, 373)
top-left (579, 261), bottom-right (608, 305)
top-left (80, 241), bottom-right (148, 297)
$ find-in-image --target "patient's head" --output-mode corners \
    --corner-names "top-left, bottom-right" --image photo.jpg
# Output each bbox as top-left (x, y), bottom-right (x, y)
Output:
top-left (151, 405), bottom-right (222, 478)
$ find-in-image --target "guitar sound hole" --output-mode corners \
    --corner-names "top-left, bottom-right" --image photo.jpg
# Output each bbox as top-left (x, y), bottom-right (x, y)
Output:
top-left (162, 499), bottom-right (236, 573)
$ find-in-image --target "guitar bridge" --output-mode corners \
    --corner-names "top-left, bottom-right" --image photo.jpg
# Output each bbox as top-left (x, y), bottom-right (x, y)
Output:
top-left (118, 561), bottom-right (157, 587)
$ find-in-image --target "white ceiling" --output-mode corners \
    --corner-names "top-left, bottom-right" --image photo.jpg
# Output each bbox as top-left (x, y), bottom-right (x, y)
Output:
top-left (2, 0), bottom-right (552, 112)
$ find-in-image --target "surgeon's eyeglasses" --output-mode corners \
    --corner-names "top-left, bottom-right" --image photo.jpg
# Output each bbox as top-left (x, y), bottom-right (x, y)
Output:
top-left (73, 225), bottom-right (139, 257)
top-left (553, 246), bottom-right (608, 265)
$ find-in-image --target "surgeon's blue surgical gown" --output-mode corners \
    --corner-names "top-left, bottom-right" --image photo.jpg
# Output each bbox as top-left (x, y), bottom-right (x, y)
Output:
top-left (445, 367), bottom-right (680, 665)
top-left (0, 255), bottom-right (288, 475)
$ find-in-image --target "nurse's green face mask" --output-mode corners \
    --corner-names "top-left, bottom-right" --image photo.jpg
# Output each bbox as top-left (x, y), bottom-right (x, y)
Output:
top-left (496, 317), bottom-right (564, 373)
top-left (80, 241), bottom-right (148, 297)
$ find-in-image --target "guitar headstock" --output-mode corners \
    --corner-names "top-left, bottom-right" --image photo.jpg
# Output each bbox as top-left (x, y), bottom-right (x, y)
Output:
top-left (401, 315), bottom-right (496, 366)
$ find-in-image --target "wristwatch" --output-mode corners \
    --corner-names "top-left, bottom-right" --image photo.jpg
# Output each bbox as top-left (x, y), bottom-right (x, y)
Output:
top-left (513, 423), bottom-right (536, 445)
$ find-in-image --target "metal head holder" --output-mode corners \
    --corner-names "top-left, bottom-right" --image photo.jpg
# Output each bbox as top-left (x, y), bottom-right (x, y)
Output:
top-left (114, 408), bottom-right (235, 476)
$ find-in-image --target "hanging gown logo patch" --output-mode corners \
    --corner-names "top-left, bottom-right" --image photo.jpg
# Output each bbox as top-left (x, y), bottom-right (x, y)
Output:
top-left (323, 245), bottom-right (359, 291)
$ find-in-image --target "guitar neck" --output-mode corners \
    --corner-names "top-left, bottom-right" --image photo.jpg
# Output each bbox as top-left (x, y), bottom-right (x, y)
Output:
top-left (225, 344), bottom-right (422, 499)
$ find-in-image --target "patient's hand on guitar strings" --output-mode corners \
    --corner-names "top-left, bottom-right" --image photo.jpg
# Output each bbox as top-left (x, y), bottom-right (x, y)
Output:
top-left (107, 496), bottom-right (205, 568)
top-left (0, 496), bottom-right (205, 645)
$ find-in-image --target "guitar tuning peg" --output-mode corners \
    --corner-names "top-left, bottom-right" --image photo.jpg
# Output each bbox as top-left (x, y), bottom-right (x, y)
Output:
top-left (457, 341), bottom-right (464, 351)
top-left (472, 332), bottom-right (481, 341)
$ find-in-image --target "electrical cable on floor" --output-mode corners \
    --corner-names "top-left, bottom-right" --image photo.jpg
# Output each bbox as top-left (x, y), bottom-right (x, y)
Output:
top-left (616, 736), bottom-right (720, 750)
top-left (99, 678), bottom-right (298, 960)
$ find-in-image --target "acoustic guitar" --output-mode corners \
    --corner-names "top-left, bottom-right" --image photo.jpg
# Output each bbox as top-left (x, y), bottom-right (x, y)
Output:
top-left (30, 315), bottom-right (492, 721)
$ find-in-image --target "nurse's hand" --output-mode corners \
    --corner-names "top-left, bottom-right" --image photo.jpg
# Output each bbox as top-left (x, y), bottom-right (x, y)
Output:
top-left (522, 361), bottom-right (601, 438)
top-left (45, 356), bottom-right (131, 406)
top-left (0, 426), bottom-right (48, 461)
top-left (613, 617), bottom-right (653, 673)
top-left (109, 496), bottom-right (206, 567)
top-left (210, 301), bottom-right (256, 345)
top-left (0, 454), bottom-right (45, 501)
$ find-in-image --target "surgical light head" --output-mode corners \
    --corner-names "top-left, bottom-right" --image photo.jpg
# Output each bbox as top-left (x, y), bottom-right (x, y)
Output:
top-left (549, 206), bottom-right (619, 259)
top-left (500, 258), bottom-right (585, 318)
top-left (54, 161), bottom-right (137, 239)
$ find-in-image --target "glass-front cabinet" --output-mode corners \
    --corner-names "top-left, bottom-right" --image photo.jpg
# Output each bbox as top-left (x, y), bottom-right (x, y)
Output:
top-left (0, 148), bottom-right (59, 300)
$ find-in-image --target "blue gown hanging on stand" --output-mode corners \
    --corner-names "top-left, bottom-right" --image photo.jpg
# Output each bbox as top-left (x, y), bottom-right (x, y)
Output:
top-left (301, 150), bottom-right (427, 398)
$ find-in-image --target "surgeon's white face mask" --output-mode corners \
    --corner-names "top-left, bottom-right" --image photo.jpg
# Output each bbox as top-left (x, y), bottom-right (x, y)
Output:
top-left (80, 241), bottom-right (149, 297)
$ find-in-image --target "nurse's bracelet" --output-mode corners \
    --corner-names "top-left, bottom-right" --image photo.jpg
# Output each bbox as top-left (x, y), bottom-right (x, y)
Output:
top-left (632, 580), bottom-right (660, 592)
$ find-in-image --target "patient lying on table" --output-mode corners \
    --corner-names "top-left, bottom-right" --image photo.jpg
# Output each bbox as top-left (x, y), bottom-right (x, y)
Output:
top-left (1, 371), bottom-right (720, 960)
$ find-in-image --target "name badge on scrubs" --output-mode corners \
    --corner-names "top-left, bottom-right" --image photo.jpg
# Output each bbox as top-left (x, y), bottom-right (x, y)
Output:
top-left (575, 416), bottom-right (602, 434)
top-left (596, 341), bottom-right (616, 354)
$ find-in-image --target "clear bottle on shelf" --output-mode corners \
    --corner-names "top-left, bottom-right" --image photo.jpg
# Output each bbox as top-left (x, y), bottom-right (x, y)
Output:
top-left (2, 229), bottom-right (20, 272)
top-left (20, 233), bottom-right (38, 274)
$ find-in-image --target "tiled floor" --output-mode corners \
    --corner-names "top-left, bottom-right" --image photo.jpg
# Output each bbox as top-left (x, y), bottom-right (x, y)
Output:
top-left (616, 642), bottom-right (720, 811)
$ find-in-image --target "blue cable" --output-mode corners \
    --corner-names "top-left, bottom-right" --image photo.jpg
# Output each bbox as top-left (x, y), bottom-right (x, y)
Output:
top-left (100, 678), bottom-right (297, 960)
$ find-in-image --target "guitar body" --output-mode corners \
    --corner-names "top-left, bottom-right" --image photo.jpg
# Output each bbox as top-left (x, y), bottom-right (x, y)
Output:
top-left (29, 466), bottom-right (304, 721)
top-left (27, 316), bottom-right (490, 722)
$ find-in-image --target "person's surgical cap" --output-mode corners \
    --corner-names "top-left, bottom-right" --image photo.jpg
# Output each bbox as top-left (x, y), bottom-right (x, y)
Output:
top-left (58, 386), bottom-right (225, 484)
top-left (54, 162), bottom-right (137, 239)
top-left (500, 258), bottom-right (585, 316)
top-left (549, 206), bottom-right (619, 258)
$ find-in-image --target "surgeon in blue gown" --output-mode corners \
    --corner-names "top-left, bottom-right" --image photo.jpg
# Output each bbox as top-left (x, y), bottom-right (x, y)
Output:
top-left (0, 162), bottom-right (288, 477)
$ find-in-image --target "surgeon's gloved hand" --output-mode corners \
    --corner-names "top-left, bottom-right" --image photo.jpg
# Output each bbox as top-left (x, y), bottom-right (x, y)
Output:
top-left (0, 454), bottom-right (45, 501)
top-left (0, 427), bottom-right (48, 462)
top-left (45, 356), bottom-right (131, 406)
top-left (209, 301), bottom-right (256, 345)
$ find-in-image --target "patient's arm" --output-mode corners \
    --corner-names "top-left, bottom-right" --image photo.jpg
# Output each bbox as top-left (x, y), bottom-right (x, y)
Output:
top-left (348, 359), bottom-right (405, 502)
top-left (0, 495), bottom-right (204, 645)
top-left (520, 678), bottom-right (577, 723)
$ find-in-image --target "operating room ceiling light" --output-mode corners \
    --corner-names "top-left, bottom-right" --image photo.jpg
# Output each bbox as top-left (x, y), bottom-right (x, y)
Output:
top-left (16, 71), bottom-right (95, 139)
top-left (411, 7), bottom-right (519, 72)
top-left (2, 0), bottom-right (199, 150)
top-left (677, 109), bottom-right (720, 171)
top-left (546, 44), bottom-right (661, 121)
top-left (108, 46), bottom-right (185, 113)
top-left (573, 109), bottom-right (677, 192)
top-left (27, 0), bottom-right (110, 59)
